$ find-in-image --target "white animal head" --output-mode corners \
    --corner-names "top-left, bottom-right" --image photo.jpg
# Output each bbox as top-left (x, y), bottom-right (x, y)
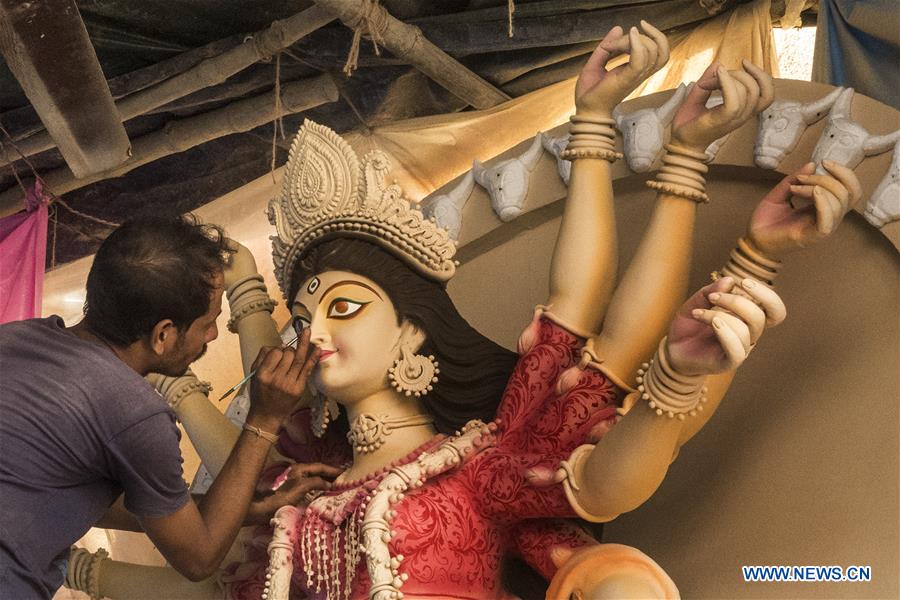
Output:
top-left (754, 87), bottom-right (843, 169)
top-left (472, 134), bottom-right (544, 222)
top-left (864, 140), bottom-right (900, 227)
top-left (614, 83), bottom-right (687, 172)
top-left (419, 170), bottom-right (475, 241)
top-left (811, 88), bottom-right (900, 173)
top-left (540, 131), bottom-right (571, 184)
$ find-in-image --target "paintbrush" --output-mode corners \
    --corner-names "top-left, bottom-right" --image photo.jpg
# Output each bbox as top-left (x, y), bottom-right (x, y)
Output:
top-left (217, 334), bottom-right (299, 402)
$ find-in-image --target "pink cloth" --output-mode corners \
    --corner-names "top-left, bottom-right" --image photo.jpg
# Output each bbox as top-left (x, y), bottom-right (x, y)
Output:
top-left (0, 183), bottom-right (49, 324)
top-left (228, 318), bottom-right (622, 599)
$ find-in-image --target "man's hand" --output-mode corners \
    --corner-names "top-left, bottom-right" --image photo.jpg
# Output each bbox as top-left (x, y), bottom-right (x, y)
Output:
top-left (575, 21), bottom-right (669, 119)
top-left (248, 329), bottom-right (319, 429)
top-left (245, 462), bottom-right (342, 525)
top-left (672, 60), bottom-right (774, 152)
top-left (748, 160), bottom-right (862, 256)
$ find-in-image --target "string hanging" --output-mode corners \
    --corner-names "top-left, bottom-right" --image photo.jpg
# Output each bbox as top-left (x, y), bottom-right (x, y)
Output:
top-left (271, 52), bottom-right (286, 183)
top-left (343, 0), bottom-right (387, 77)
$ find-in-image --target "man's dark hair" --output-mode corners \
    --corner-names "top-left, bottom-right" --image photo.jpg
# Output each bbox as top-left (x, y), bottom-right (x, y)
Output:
top-left (83, 215), bottom-right (233, 346)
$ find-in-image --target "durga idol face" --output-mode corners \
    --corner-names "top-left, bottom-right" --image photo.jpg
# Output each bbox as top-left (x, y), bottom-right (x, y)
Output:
top-left (292, 270), bottom-right (410, 404)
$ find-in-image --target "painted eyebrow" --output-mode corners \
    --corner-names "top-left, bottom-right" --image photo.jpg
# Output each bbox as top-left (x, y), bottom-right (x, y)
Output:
top-left (318, 280), bottom-right (383, 304)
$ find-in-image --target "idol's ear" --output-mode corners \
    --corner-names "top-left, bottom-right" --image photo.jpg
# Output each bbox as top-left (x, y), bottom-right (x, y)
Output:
top-left (399, 319), bottom-right (427, 353)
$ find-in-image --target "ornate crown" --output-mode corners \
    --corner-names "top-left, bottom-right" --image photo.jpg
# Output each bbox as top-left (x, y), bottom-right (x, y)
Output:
top-left (268, 120), bottom-right (458, 301)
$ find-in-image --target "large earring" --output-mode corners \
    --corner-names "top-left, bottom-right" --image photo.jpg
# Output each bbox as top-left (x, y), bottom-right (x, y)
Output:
top-left (310, 393), bottom-right (339, 438)
top-left (389, 344), bottom-right (439, 397)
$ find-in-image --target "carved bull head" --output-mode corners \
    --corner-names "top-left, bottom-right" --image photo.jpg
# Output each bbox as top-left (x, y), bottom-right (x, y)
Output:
top-left (539, 131), bottom-right (571, 185)
top-left (613, 83), bottom-right (688, 172)
top-left (811, 88), bottom-right (900, 174)
top-left (864, 139), bottom-right (900, 227)
top-left (419, 170), bottom-right (475, 241)
top-left (472, 134), bottom-right (544, 222)
top-left (754, 87), bottom-right (844, 169)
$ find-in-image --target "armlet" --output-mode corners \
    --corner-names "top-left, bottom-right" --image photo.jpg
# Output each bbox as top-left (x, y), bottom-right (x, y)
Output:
top-left (559, 444), bottom-right (620, 523)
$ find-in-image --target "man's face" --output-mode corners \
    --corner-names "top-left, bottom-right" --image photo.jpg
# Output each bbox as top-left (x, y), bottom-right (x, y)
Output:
top-left (157, 272), bottom-right (224, 376)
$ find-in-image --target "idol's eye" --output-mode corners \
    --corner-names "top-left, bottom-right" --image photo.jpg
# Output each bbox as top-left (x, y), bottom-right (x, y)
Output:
top-left (327, 297), bottom-right (369, 319)
top-left (292, 314), bottom-right (311, 336)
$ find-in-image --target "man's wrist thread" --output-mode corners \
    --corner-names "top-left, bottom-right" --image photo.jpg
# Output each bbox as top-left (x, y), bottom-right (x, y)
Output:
top-left (243, 423), bottom-right (280, 444)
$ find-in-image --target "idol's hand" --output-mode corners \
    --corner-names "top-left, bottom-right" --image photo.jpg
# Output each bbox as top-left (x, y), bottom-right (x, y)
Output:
top-left (575, 21), bottom-right (669, 119)
top-left (666, 277), bottom-right (786, 376)
top-left (748, 160), bottom-right (862, 256)
top-left (546, 544), bottom-right (679, 599)
top-left (223, 238), bottom-right (259, 288)
top-left (672, 60), bottom-right (774, 152)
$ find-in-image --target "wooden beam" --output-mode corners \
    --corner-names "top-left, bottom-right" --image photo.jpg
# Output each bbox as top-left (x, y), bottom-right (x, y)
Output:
top-left (0, 74), bottom-right (339, 216)
top-left (0, 0), bottom-right (130, 178)
top-left (0, 5), bottom-right (335, 168)
top-left (313, 0), bottom-right (509, 109)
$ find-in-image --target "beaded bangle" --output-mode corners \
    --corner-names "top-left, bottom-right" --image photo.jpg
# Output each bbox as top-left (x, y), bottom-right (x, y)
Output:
top-left (562, 114), bottom-right (621, 163)
top-left (646, 180), bottom-right (709, 203)
top-left (561, 147), bottom-right (623, 162)
top-left (66, 547), bottom-right (109, 600)
top-left (646, 142), bottom-right (711, 203)
top-left (227, 293), bottom-right (278, 333)
top-left (635, 338), bottom-right (707, 420)
top-left (166, 378), bottom-right (213, 413)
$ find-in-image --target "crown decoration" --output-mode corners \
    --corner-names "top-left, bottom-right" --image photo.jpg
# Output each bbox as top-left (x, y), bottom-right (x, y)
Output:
top-left (268, 120), bottom-right (458, 300)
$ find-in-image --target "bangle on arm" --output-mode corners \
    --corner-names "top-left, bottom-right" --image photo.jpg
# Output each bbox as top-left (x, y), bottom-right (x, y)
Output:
top-left (226, 274), bottom-right (278, 333)
top-left (558, 443), bottom-right (619, 523)
top-left (66, 547), bottom-right (109, 600)
top-left (712, 236), bottom-right (782, 289)
top-left (560, 115), bottom-right (623, 163)
top-left (636, 337), bottom-right (707, 420)
top-left (151, 370), bottom-right (212, 419)
top-left (646, 143), bottom-right (710, 203)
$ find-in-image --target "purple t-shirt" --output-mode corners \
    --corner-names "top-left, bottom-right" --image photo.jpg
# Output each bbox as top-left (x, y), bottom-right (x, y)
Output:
top-left (0, 317), bottom-right (190, 598)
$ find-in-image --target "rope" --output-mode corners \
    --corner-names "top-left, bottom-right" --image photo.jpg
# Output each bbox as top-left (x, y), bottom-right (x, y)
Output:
top-left (508, 0), bottom-right (516, 38)
top-left (50, 204), bottom-right (58, 269)
top-left (342, 0), bottom-right (388, 76)
top-left (271, 52), bottom-right (285, 183)
top-left (339, 87), bottom-right (372, 136)
top-left (0, 138), bottom-right (28, 200)
top-left (0, 121), bottom-right (119, 229)
top-left (282, 48), bottom-right (318, 70)
top-left (53, 197), bottom-right (120, 228)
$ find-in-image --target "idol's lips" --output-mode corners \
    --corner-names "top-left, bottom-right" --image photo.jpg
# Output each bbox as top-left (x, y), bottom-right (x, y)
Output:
top-left (318, 350), bottom-right (336, 361)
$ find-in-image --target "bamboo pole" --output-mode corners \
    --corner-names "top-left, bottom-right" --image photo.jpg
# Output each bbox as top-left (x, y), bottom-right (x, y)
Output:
top-left (0, 0), bottom-right (131, 177)
top-left (0, 5), bottom-right (335, 168)
top-left (0, 74), bottom-right (339, 215)
top-left (312, 0), bottom-right (509, 109)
